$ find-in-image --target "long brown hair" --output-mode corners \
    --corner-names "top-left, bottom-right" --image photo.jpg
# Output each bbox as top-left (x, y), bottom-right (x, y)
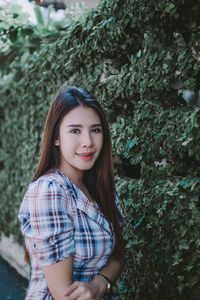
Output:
top-left (25, 85), bottom-right (124, 262)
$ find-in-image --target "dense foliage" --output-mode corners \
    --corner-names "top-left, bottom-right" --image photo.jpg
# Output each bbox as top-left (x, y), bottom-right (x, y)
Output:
top-left (0, 0), bottom-right (200, 299)
top-left (0, 2), bottom-right (87, 74)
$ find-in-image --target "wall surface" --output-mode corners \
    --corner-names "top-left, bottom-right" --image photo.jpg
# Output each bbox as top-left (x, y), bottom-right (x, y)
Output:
top-left (64, 0), bottom-right (100, 8)
top-left (0, 234), bottom-right (30, 279)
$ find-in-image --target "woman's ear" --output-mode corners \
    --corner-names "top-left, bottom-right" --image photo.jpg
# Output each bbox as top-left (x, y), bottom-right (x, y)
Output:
top-left (54, 137), bottom-right (60, 146)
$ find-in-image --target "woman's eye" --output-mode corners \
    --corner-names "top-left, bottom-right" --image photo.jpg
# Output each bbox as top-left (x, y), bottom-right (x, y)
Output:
top-left (91, 128), bottom-right (102, 133)
top-left (71, 128), bottom-right (80, 134)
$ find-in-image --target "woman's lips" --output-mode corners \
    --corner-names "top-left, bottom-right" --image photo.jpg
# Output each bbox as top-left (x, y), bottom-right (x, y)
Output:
top-left (77, 152), bottom-right (95, 161)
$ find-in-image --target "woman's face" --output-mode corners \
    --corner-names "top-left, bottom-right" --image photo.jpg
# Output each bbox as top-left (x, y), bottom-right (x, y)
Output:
top-left (55, 105), bottom-right (103, 179)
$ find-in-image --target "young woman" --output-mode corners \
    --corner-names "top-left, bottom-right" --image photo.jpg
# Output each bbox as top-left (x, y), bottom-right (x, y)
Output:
top-left (18, 85), bottom-right (124, 300)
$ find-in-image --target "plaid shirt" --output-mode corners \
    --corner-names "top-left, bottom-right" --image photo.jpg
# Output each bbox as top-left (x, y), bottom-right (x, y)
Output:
top-left (18, 170), bottom-right (116, 300)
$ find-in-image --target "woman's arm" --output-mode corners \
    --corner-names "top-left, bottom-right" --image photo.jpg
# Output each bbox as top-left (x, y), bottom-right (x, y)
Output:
top-left (43, 255), bottom-right (106, 300)
top-left (64, 250), bottom-right (124, 300)
top-left (42, 250), bottom-right (124, 300)
top-left (42, 256), bottom-right (73, 300)
top-left (98, 249), bottom-right (124, 283)
top-left (88, 250), bottom-right (124, 298)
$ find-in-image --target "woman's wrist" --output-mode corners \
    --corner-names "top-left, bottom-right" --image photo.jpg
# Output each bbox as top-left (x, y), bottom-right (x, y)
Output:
top-left (90, 275), bottom-right (107, 298)
top-left (96, 274), bottom-right (112, 294)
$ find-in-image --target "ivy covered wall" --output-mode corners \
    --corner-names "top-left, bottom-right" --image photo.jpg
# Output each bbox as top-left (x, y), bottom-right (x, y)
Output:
top-left (0, 0), bottom-right (200, 299)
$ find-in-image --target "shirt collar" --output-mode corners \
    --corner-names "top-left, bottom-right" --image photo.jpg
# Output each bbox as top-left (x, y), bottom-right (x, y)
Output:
top-left (55, 169), bottom-right (113, 235)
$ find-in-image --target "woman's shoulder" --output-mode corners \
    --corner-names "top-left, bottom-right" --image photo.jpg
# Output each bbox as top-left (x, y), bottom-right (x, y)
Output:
top-left (27, 169), bottom-right (71, 192)
top-left (25, 170), bottom-right (71, 197)
top-left (20, 170), bottom-right (75, 212)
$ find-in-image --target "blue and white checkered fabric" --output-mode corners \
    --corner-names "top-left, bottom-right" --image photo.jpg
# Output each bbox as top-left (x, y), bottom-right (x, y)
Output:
top-left (18, 169), bottom-right (116, 299)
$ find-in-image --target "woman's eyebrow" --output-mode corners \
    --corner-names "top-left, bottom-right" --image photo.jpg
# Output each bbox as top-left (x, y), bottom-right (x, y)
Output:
top-left (67, 124), bottom-right (82, 127)
top-left (91, 124), bottom-right (102, 127)
top-left (67, 123), bottom-right (102, 127)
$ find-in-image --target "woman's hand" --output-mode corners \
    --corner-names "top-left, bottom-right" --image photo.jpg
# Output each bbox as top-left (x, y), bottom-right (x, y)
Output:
top-left (64, 276), bottom-right (107, 300)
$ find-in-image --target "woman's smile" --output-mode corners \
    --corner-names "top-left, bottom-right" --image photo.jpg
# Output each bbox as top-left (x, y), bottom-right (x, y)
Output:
top-left (77, 152), bottom-right (95, 160)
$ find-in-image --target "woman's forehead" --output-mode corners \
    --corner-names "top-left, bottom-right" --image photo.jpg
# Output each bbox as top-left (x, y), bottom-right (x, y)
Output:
top-left (61, 106), bottom-right (101, 126)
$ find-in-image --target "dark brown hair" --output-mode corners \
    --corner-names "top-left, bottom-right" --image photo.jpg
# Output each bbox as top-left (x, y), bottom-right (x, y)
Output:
top-left (25, 85), bottom-right (124, 262)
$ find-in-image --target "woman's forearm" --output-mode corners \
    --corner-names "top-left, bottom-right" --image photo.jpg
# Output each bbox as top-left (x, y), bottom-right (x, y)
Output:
top-left (98, 251), bottom-right (124, 283)
top-left (85, 251), bottom-right (124, 299)
top-left (42, 256), bottom-right (73, 300)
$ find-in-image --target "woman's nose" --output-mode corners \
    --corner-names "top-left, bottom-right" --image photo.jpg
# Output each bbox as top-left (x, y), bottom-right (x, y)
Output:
top-left (81, 132), bottom-right (93, 147)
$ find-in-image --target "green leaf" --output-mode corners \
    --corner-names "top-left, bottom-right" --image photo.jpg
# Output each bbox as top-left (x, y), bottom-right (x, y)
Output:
top-left (34, 6), bottom-right (45, 27)
top-left (163, 63), bottom-right (168, 69)
top-left (182, 138), bottom-right (193, 146)
top-left (165, 3), bottom-right (175, 13)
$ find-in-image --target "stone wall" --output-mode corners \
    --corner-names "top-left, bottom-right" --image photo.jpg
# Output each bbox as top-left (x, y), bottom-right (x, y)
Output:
top-left (0, 234), bottom-right (30, 279)
top-left (64, 0), bottom-right (100, 9)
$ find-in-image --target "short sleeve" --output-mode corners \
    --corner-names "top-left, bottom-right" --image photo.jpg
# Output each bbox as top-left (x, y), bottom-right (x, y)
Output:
top-left (18, 179), bottom-right (75, 266)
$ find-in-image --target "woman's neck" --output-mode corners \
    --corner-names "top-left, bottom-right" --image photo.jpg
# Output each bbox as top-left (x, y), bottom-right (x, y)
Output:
top-left (58, 167), bottom-right (95, 204)
top-left (59, 166), bottom-right (84, 188)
